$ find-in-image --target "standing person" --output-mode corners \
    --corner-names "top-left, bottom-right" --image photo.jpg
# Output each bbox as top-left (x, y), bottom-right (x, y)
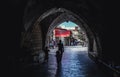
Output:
top-left (44, 46), bottom-right (50, 62)
top-left (53, 40), bottom-right (56, 48)
top-left (57, 40), bottom-right (64, 62)
top-left (49, 41), bottom-right (53, 49)
top-left (55, 50), bottom-right (61, 66)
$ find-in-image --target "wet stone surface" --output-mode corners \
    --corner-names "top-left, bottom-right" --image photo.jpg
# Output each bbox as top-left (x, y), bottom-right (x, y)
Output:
top-left (19, 46), bottom-right (109, 77)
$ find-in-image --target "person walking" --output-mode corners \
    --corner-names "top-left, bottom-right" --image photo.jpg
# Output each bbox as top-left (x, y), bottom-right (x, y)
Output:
top-left (44, 46), bottom-right (50, 62)
top-left (57, 40), bottom-right (64, 62)
top-left (55, 50), bottom-right (61, 66)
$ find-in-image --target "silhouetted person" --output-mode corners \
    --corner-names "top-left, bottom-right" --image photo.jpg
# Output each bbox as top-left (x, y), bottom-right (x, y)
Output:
top-left (55, 63), bottom-right (62, 77)
top-left (44, 46), bottom-right (50, 62)
top-left (56, 50), bottom-right (61, 66)
top-left (57, 40), bottom-right (64, 62)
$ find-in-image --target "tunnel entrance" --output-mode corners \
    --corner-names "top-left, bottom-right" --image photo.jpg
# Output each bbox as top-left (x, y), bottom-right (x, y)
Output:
top-left (5, 0), bottom-right (120, 76)
top-left (42, 8), bottom-right (101, 60)
top-left (21, 8), bottom-right (105, 76)
top-left (22, 8), bottom-right (101, 65)
top-left (20, 6), bottom-right (119, 77)
top-left (4, 0), bottom-right (119, 76)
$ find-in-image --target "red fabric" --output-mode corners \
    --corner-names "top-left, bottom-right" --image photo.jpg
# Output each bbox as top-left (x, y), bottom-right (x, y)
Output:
top-left (55, 28), bottom-right (70, 37)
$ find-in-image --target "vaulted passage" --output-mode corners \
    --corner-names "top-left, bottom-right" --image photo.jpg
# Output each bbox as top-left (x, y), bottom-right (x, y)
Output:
top-left (5, 0), bottom-right (120, 77)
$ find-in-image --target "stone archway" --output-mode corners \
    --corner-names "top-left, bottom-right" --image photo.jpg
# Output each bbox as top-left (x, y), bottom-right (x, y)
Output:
top-left (22, 7), bottom-right (102, 64)
top-left (42, 8), bottom-right (102, 58)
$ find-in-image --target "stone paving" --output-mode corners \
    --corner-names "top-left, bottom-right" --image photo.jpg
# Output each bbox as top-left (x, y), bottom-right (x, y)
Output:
top-left (20, 46), bottom-right (109, 77)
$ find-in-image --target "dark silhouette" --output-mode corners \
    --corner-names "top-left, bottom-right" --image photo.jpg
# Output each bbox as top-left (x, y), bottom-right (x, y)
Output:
top-left (55, 64), bottom-right (62, 77)
top-left (44, 46), bottom-right (50, 62)
top-left (56, 50), bottom-right (61, 66)
top-left (57, 40), bottom-right (64, 62)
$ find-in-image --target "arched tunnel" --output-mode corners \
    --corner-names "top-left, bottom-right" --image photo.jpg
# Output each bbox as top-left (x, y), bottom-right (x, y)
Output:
top-left (3, 0), bottom-right (120, 77)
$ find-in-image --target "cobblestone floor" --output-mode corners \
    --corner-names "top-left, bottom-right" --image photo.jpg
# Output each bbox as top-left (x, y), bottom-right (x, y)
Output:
top-left (19, 46), bottom-right (110, 77)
